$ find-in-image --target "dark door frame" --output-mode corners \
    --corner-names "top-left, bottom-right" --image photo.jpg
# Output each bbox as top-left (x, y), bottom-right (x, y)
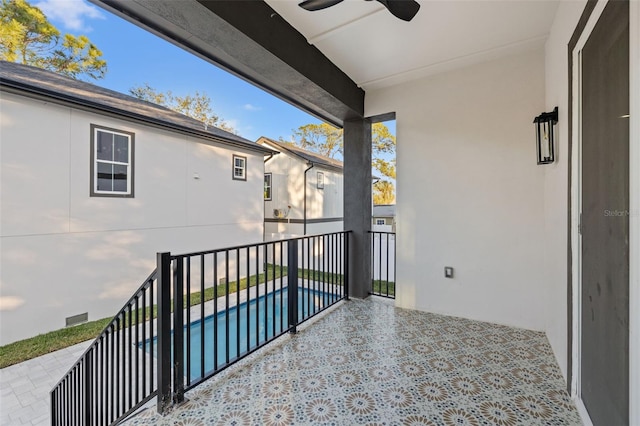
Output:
top-left (566, 0), bottom-right (597, 399)
top-left (567, 1), bottom-right (639, 425)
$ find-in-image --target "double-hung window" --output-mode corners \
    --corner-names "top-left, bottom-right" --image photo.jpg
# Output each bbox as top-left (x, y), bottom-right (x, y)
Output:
top-left (376, 219), bottom-right (385, 225)
top-left (91, 125), bottom-right (134, 197)
top-left (233, 155), bottom-right (247, 181)
top-left (264, 173), bottom-right (272, 200)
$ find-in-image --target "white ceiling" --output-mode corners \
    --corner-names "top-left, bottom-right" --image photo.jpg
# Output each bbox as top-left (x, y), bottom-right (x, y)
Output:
top-left (265, 0), bottom-right (559, 91)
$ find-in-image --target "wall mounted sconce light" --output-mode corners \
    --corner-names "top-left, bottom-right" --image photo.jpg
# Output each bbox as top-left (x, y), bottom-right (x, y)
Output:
top-left (534, 107), bottom-right (558, 164)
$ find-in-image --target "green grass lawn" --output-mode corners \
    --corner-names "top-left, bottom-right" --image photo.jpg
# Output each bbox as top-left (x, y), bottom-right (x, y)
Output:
top-left (0, 318), bottom-right (112, 369)
top-left (372, 279), bottom-right (396, 296)
top-left (0, 264), bottom-right (348, 369)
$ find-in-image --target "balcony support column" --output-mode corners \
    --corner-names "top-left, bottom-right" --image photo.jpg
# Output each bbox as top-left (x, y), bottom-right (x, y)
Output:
top-left (344, 118), bottom-right (372, 299)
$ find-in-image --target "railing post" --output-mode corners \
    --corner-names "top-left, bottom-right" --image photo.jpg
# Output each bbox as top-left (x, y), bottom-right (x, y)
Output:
top-left (83, 351), bottom-right (92, 425)
top-left (50, 388), bottom-right (57, 426)
top-left (370, 231), bottom-right (375, 295)
top-left (345, 232), bottom-right (350, 300)
top-left (288, 239), bottom-right (298, 333)
top-left (156, 252), bottom-right (172, 415)
top-left (173, 258), bottom-right (185, 404)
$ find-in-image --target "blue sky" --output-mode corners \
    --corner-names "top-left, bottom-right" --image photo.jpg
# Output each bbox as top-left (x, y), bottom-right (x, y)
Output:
top-left (33, 0), bottom-right (395, 159)
top-left (33, 0), bottom-right (327, 142)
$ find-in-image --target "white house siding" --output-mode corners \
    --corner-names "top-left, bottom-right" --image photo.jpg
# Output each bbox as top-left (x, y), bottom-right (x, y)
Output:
top-left (372, 224), bottom-right (393, 233)
top-left (305, 221), bottom-right (343, 236)
top-left (264, 218), bottom-right (344, 240)
top-left (0, 93), bottom-right (264, 345)
top-left (263, 141), bottom-right (344, 239)
top-left (265, 152), bottom-right (305, 222)
top-left (371, 233), bottom-right (395, 281)
top-left (306, 169), bottom-right (343, 221)
top-left (366, 49), bottom-right (547, 333)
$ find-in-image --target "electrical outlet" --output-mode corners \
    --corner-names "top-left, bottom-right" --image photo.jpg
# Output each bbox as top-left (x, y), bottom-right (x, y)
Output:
top-left (444, 267), bottom-right (454, 278)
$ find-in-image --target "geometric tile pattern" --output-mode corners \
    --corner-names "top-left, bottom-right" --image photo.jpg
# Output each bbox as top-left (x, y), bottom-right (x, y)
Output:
top-left (123, 298), bottom-right (583, 426)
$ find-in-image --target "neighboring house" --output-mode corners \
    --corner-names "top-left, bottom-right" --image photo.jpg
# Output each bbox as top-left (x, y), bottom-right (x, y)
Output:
top-left (0, 61), bottom-right (274, 345)
top-left (258, 137), bottom-right (343, 239)
top-left (372, 204), bottom-right (396, 232)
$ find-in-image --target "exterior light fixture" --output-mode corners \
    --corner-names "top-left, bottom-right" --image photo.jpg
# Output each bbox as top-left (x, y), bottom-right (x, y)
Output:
top-left (534, 107), bottom-right (558, 164)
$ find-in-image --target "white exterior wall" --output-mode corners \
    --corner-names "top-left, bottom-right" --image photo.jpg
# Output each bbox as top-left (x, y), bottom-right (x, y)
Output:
top-left (372, 224), bottom-right (393, 233)
top-left (264, 145), bottom-right (343, 239)
top-left (0, 93), bottom-right (264, 344)
top-left (366, 49), bottom-right (547, 332)
top-left (306, 168), bottom-right (343, 220)
top-left (265, 152), bottom-right (305, 221)
top-left (306, 221), bottom-right (343, 236)
top-left (542, 0), bottom-right (587, 378)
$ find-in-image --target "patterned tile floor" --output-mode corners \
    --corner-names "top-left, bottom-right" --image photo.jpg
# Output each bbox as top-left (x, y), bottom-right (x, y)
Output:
top-left (124, 297), bottom-right (582, 426)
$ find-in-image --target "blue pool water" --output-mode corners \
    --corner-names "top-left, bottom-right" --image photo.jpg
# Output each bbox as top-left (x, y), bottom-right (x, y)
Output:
top-left (144, 287), bottom-right (337, 381)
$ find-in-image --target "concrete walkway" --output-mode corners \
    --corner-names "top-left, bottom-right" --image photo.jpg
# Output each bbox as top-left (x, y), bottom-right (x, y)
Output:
top-left (0, 340), bottom-right (92, 426)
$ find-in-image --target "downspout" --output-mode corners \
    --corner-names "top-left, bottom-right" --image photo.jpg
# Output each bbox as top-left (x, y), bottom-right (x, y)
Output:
top-left (263, 152), bottom-right (277, 241)
top-left (303, 162), bottom-right (315, 235)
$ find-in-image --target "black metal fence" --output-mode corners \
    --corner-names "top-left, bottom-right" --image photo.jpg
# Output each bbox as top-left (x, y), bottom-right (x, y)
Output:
top-left (50, 270), bottom-right (159, 426)
top-left (51, 231), bottom-right (350, 425)
top-left (369, 231), bottom-right (396, 298)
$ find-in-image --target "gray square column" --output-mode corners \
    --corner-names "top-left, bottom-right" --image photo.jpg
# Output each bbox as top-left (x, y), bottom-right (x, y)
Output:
top-left (344, 118), bottom-right (372, 299)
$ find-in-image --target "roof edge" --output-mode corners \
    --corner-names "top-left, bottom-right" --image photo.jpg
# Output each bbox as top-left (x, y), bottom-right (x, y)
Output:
top-left (1, 77), bottom-right (276, 156)
top-left (257, 136), bottom-right (344, 173)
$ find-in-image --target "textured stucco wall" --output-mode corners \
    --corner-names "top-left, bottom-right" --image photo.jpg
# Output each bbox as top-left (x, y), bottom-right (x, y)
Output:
top-left (366, 49), bottom-right (547, 331)
top-left (0, 93), bottom-right (264, 344)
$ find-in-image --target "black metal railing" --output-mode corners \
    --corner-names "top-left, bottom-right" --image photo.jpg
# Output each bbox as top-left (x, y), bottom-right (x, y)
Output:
top-left (50, 270), bottom-right (159, 426)
top-left (369, 231), bottom-right (396, 298)
top-left (168, 231), bottom-right (349, 401)
top-left (51, 231), bottom-right (350, 425)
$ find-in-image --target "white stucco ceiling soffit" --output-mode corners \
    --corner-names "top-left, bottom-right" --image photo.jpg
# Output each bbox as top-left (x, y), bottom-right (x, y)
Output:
top-left (265, 0), bottom-right (560, 91)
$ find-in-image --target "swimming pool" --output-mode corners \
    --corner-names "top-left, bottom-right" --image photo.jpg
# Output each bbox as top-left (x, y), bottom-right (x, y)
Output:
top-left (144, 287), bottom-right (337, 381)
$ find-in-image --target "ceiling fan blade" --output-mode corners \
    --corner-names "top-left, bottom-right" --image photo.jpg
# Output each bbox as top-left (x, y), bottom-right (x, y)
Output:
top-left (376, 0), bottom-right (420, 21)
top-left (299, 0), bottom-right (344, 11)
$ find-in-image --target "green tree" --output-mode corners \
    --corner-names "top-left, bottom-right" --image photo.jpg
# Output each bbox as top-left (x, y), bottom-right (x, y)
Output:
top-left (290, 123), bottom-right (343, 158)
top-left (284, 122), bottom-right (396, 204)
top-left (129, 83), bottom-right (236, 133)
top-left (373, 180), bottom-right (395, 205)
top-left (0, 0), bottom-right (106, 80)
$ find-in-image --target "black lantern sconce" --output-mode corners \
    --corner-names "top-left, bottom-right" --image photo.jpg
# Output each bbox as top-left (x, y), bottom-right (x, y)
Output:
top-left (534, 107), bottom-right (558, 164)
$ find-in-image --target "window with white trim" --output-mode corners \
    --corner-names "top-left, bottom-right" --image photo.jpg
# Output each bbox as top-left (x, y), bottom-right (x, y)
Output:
top-left (91, 125), bottom-right (134, 197)
top-left (376, 219), bottom-right (385, 225)
top-left (233, 155), bottom-right (247, 181)
top-left (317, 171), bottom-right (324, 189)
top-left (264, 173), bottom-right (272, 200)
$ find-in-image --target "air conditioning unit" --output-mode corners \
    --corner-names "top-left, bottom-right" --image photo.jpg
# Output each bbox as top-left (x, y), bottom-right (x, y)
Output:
top-left (273, 206), bottom-right (291, 218)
